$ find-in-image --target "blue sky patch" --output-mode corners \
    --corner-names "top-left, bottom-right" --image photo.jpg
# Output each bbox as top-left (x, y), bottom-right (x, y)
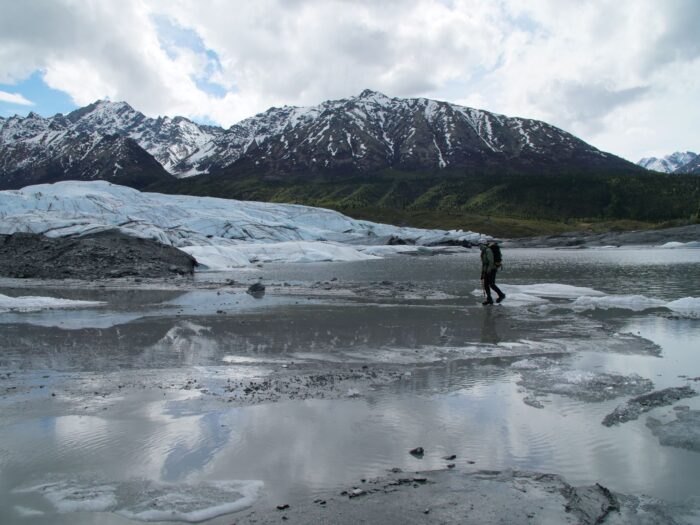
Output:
top-left (0, 71), bottom-right (78, 119)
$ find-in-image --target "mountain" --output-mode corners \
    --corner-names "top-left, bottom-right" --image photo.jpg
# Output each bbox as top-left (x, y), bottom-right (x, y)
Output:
top-left (1, 90), bottom-right (641, 191)
top-left (637, 151), bottom-right (698, 173)
top-left (677, 155), bottom-right (700, 174)
top-left (198, 89), bottom-right (637, 177)
top-left (0, 110), bottom-right (171, 190)
top-left (64, 101), bottom-right (222, 175)
top-left (0, 100), bottom-right (221, 189)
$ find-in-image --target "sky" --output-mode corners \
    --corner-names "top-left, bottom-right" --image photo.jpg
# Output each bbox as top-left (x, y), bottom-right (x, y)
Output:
top-left (0, 0), bottom-right (698, 162)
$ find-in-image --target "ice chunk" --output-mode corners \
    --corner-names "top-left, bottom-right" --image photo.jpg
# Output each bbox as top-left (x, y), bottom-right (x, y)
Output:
top-left (566, 295), bottom-right (700, 316)
top-left (666, 297), bottom-right (700, 316)
top-left (570, 295), bottom-right (666, 312)
top-left (517, 368), bottom-right (653, 402)
top-left (14, 506), bottom-right (45, 517)
top-left (0, 293), bottom-right (105, 313)
top-left (116, 480), bottom-right (263, 522)
top-left (14, 482), bottom-right (117, 513)
top-left (14, 478), bottom-right (263, 522)
top-left (502, 283), bottom-right (606, 298)
top-left (658, 241), bottom-right (700, 248)
top-left (472, 283), bottom-right (605, 300)
top-left (510, 357), bottom-right (559, 370)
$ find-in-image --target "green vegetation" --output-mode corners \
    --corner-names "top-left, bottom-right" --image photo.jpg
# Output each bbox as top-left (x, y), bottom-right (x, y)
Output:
top-left (147, 169), bottom-right (700, 237)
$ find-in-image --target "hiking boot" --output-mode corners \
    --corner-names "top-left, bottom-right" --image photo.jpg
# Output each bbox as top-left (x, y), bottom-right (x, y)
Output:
top-left (496, 294), bottom-right (506, 303)
top-left (482, 299), bottom-right (493, 306)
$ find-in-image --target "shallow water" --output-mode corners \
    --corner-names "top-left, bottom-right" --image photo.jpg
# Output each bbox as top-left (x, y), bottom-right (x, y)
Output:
top-left (1, 247), bottom-right (699, 523)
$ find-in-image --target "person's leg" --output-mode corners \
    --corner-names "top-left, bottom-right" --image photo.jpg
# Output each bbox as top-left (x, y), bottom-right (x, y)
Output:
top-left (489, 270), bottom-right (505, 302)
top-left (482, 272), bottom-right (494, 304)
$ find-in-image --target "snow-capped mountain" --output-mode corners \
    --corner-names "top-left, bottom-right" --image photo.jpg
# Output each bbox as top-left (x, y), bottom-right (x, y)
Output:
top-left (0, 109), bottom-right (171, 190)
top-left (193, 89), bottom-right (633, 176)
top-left (637, 151), bottom-right (698, 173)
top-left (1, 90), bottom-right (639, 191)
top-left (0, 100), bottom-right (221, 187)
top-left (676, 155), bottom-right (700, 174)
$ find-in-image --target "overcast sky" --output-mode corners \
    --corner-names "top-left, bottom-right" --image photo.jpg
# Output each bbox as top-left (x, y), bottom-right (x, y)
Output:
top-left (1, 0), bottom-right (698, 162)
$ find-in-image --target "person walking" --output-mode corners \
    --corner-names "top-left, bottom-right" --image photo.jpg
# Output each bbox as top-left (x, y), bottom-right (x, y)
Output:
top-left (480, 241), bottom-right (505, 306)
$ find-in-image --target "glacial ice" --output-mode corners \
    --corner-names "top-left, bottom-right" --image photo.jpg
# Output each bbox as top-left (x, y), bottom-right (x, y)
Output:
top-left (658, 241), bottom-right (700, 249)
top-left (13, 478), bottom-right (263, 522)
top-left (570, 295), bottom-right (667, 312)
top-left (569, 295), bottom-right (700, 316)
top-left (183, 241), bottom-right (378, 270)
top-left (500, 283), bottom-right (606, 298)
top-left (0, 181), bottom-right (487, 269)
top-left (469, 282), bottom-right (700, 317)
top-left (517, 366), bottom-right (653, 402)
top-left (0, 293), bottom-right (105, 313)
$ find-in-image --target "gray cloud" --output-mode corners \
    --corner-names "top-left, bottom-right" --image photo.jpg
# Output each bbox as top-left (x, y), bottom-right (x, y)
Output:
top-left (535, 81), bottom-right (652, 133)
top-left (642, 0), bottom-right (700, 71)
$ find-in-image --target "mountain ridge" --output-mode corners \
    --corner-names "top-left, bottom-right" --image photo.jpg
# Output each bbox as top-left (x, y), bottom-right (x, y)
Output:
top-left (1, 90), bottom-right (641, 190)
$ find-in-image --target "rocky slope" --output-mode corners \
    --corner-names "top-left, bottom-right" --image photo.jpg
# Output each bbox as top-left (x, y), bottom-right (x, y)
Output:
top-left (0, 231), bottom-right (196, 279)
top-left (1, 91), bottom-right (640, 191)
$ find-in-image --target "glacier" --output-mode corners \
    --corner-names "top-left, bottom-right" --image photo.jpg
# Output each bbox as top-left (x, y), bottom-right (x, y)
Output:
top-left (0, 181), bottom-right (487, 270)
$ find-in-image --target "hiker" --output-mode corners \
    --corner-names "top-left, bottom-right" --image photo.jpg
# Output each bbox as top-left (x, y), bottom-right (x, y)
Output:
top-left (480, 241), bottom-right (505, 306)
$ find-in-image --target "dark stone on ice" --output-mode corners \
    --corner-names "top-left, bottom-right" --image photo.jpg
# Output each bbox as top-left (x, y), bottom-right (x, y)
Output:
top-left (276, 504), bottom-right (290, 510)
top-left (247, 282), bottom-right (266, 297)
top-left (442, 454), bottom-right (457, 460)
top-left (409, 447), bottom-right (424, 457)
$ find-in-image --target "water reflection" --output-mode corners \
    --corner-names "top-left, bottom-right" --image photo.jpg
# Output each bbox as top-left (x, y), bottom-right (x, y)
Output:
top-left (480, 308), bottom-right (501, 344)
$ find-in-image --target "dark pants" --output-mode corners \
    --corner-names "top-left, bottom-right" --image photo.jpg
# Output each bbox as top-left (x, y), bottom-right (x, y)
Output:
top-left (483, 269), bottom-right (504, 301)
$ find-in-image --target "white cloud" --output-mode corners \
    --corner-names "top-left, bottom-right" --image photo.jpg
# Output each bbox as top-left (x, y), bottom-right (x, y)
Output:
top-left (0, 90), bottom-right (33, 105)
top-left (0, 0), bottom-right (697, 161)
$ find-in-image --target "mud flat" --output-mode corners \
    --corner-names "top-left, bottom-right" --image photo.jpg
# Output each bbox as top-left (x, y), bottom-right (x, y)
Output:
top-left (236, 468), bottom-right (696, 525)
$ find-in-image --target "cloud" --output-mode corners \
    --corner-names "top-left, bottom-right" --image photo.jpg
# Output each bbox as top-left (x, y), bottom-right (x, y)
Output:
top-left (530, 82), bottom-right (652, 135)
top-left (0, 90), bottom-right (33, 105)
top-left (0, 0), bottom-right (697, 161)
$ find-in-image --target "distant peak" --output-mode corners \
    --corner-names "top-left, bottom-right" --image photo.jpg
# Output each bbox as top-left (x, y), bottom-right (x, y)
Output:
top-left (94, 99), bottom-right (134, 111)
top-left (357, 89), bottom-right (389, 100)
top-left (26, 111), bottom-right (42, 119)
